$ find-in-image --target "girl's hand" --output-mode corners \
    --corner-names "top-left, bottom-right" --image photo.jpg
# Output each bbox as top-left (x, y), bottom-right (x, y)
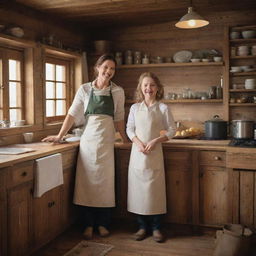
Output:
top-left (144, 139), bottom-right (158, 153)
top-left (42, 135), bottom-right (63, 144)
top-left (135, 140), bottom-right (146, 153)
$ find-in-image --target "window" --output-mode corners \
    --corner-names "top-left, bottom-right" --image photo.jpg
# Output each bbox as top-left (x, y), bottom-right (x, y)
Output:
top-left (0, 47), bottom-right (24, 123)
top-left (45, 56), bottom-right (71, 123)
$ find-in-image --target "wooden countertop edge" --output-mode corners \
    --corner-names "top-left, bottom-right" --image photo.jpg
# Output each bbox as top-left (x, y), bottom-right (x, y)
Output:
top-left (1, 139), bottom-right (256, 168)
top-left (0, 142), bottom-right (79, 168)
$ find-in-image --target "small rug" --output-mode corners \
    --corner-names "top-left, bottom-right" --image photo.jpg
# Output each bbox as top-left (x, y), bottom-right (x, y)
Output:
top-left (63, 240), bottom-right (114, 256)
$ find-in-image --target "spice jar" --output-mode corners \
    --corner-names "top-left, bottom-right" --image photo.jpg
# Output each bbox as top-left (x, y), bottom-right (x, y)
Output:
top-left (142, 54), bottom-right (150, 64)
top-left (125, 50), bottom-right (133, 65)
top-left (134, 51), bottom-right (141, 64)
top-left (115, 52), bottom-right (123, 66)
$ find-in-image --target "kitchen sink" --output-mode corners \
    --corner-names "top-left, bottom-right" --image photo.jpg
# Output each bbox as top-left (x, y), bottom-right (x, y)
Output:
top-left (0, 147), bottom-right (35, 155)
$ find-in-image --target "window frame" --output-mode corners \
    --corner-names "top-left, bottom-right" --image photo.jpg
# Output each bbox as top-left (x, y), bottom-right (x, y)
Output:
top-left (44, 56), bottom-right (72, 124)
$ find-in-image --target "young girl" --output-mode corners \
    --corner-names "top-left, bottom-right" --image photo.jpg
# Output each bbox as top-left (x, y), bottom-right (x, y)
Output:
top-left (126, 72), bottom-right (176, 243)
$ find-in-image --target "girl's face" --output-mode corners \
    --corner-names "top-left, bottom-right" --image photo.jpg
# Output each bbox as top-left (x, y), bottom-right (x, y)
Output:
top-left (96, 60), bottom-right (115, 81)
top-left (141, 77), bottom-right (158, 100)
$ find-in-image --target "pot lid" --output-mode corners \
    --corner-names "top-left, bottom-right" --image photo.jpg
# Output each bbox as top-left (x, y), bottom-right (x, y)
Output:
top-left (206, 115), bottom-right (227, 123)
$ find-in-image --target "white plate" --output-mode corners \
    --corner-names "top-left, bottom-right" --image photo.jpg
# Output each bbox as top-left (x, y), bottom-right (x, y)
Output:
top-left (173, 50), bottom-right (192, 63)
top-left (65, 136), bottom-right (81, 142)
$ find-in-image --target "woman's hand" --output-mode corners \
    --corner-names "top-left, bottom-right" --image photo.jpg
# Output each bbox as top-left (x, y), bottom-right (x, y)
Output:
top-left (132, 136), bottom-right (146, 153)
top-left (41, 135), bottom-right (63, 144)
top-left (144, 138), bottom-right (158, 153)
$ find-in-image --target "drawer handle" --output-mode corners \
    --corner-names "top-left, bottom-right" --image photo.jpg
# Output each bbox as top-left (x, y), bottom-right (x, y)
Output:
top-left (48, 201), bottom-right (55, 208)
top-left (214, 156), bottom-right (221, 161)
top-left (21, 171), bottom-right (27, 177)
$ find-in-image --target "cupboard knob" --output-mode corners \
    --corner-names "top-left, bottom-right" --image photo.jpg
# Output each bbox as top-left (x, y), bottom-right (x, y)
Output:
top-left (214, 156), bottom-right (221, 160)
top-left (21, 171), bottom-right (27, 176)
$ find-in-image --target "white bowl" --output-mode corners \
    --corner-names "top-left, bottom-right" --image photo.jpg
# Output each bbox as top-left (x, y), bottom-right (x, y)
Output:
top-left (230, 31), bottom-right (240, 39)
top-left (9, 27), bottom-right (24, 38)
top-left (190, 58), bottom-right (201, 62)
top-left (242, 30), bottom-right (256, 39)
top-left (213, 57), bottom-right (222, 62)
top-left (231, 66), bottom-right (242, 72)
top-left (202, 58), bottom-right (211, 62)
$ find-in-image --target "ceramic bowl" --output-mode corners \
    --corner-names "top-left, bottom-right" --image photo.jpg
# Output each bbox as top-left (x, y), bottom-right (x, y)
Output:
top-left (230, 31), bottom-right (240, 39)
top-left (213, 57), bottom-right (222, 62)
top-left (202, 59), bottom-right (211, 62)
top-left (242, 30), bottom-right (256, 39)
top-left (9, 27), bottom-right (24, 38)
top-left (190, 58), bottom-right (201, 62)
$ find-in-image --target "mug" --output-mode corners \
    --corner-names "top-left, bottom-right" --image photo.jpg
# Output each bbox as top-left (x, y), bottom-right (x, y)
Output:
top-left (23, 132), bottom-right (33, 143)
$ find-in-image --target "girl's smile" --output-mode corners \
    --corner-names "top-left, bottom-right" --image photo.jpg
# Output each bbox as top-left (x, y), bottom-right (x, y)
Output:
top-left (141, 77), bottom-right (158, 99)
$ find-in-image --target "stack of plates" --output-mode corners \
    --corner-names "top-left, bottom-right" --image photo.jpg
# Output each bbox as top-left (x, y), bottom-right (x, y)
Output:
top-left (173, 51), bottom-right (192, 63)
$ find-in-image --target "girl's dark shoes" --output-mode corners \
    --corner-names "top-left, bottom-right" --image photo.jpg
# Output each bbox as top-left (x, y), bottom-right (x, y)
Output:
top-left (83, 226), bottom-right (93, 240)
top-left (134, 229), bottom-right (147, 241)
top-left (153, 229), bottom-right (164, 243)
top-left (98, 226), bottom-right (110, 237)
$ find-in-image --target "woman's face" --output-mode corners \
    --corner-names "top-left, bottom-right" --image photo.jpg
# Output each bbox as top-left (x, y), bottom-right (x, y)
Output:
top-left (96, 60), bottom-right (115, 81)
top-left (141, 77), bottom-right (158, 100)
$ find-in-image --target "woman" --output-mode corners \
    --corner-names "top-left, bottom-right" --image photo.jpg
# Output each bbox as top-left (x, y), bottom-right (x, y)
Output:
top-left (126, 72), bottom-right (176, 242)
top-left (42, 54), bottom-right (127, 239)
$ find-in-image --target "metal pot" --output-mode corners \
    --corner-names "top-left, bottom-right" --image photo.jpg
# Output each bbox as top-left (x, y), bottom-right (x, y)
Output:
top-left (205, 115), bottom-right (228, 140)
top-left (231, 120), bottom-right (255, 139)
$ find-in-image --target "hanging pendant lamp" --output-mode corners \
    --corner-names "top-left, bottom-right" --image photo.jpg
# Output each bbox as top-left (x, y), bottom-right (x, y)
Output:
top-left (175, 2), bottom-right (209, 29)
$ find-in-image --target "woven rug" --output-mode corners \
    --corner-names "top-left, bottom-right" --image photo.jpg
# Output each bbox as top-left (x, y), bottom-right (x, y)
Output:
top-left (63, 240), bottom-right (114, 256)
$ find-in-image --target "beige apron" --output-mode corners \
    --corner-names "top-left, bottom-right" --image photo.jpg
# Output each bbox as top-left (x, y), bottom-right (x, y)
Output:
top-left (73, 85), bottom-right (115, 207)
top-left (127, 102), bottom-right (167, 215)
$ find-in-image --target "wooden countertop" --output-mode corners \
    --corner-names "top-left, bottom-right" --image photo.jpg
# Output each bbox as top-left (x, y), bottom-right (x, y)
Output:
top-left (0, 141), bottom-right (79, 168)
top-left (1, 139), bottom-right (255, 169)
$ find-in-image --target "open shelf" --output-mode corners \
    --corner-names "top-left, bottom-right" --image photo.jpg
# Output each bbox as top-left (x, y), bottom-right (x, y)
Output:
top-left (229, 103), bottom-right (256, 107)
top-left (230, 38), bottom-right (256, 44)
top-left (230, 71), bottom-right (256, 76)
top-left (230, 55), bottom-right (256, 59)
top-left (118, 62), bottom-right (223, 69)
top-left (125, 99), bottom-right (223, 104)
top-left (229, 89), bottom-right (256, 92)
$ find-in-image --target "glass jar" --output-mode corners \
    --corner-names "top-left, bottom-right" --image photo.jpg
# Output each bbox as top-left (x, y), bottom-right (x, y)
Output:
top-left (142, 54), bottom-right (150, 64)
top-left (115, 52), bottom-right (123, 65)
top-left (134, 51), bottom-right (141, 64)
top-left (208, 86), bottom-right (217, 99)
top-left (125, 50), bottom-right (133, 65)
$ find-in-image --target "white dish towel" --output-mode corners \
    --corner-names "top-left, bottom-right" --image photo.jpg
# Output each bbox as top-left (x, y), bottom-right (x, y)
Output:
top-left (34, 153), bottom-right (63, 198)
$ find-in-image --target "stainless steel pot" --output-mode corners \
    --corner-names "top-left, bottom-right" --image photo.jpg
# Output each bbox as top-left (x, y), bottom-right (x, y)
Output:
top-left (205, 115), bottom-right (228, 140)
top-left (231, 120), bottom-right (255, 139)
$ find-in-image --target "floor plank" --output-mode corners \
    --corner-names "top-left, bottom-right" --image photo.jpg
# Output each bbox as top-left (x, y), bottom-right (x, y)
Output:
top-left (32, 222), bottom-right (216, 256)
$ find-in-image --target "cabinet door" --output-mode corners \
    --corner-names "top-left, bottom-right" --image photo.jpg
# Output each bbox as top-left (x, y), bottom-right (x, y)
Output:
top-left (164, 150), bottom-right (193, 224)
top-left (61, 167), bottom-right (77, 228)
top-left (7, 182), bottom-right (33, 256)
top-left (33, 186), bottom-right (61, 248)
top-left (0, 168), bottom-right (8, 256)
top-left (114, 149), bottom-right (130, 218)
top-left (199, 166), bottom-right (229, 225)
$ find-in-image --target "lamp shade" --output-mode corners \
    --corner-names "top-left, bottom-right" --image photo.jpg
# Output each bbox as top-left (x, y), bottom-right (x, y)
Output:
top-left (175, 7), bottom-right (209, 29)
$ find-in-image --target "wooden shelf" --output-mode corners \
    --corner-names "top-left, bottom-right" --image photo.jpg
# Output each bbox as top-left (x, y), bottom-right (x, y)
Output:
top-left (230, 55), bottom-right (256, 59)
top-left (231, 25), bottom-right (256, 31)
top-left (229, 89), bottom-right (256, 92)
top-left (125, 99), bottom-right (223, 104)
top-left (229, 103), bottom-right (256, 107)
top-left (230, 38), bottom-right (256, 44)
top-left (230, 71), bottom-right (256, 76)
top-left (117, 62), bottom-right (223, 69)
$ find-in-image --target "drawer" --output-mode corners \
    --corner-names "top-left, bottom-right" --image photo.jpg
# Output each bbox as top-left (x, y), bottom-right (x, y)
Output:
top-left (226, 152), bottom-right (256, 170)
top-left (199, 151), bottom-right (226, 167)
top-left (8, 161), bottom-right (34, 187)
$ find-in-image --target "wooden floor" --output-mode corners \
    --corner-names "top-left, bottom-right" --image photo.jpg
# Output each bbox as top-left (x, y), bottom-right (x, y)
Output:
top-left (33, 222), bottom-right (216, 256)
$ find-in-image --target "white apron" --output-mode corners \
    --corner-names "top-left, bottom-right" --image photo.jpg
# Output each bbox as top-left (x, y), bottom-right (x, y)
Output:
top-left (73, 84), bottom-right (116, 207)
top-left (127, 102), bottom-right (167, 215)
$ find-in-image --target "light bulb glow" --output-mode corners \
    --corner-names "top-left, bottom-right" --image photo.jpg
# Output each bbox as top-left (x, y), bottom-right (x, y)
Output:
top-left (188, 19), bottom-right (196, 27)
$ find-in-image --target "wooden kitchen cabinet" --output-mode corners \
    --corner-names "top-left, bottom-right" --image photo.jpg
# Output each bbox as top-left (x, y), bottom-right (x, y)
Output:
top-left (32, 186), bottom-right (62, 249)
top-left (164, 149), bottom-right (193, 224)
top-left (114, 148), bottom-right (131, 219)
top-left (198, 150), bottom-right (232, 226)
top-left (6, 161), bottom-right (34, 256)
top-left (0, 168), bottom-right (8, 256)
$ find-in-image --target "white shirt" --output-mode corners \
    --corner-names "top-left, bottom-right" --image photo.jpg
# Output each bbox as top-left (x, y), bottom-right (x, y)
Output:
top-left (126, 101), bottom-right (176, 140)
top-left (68, 81), bottom-right (125, 124)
